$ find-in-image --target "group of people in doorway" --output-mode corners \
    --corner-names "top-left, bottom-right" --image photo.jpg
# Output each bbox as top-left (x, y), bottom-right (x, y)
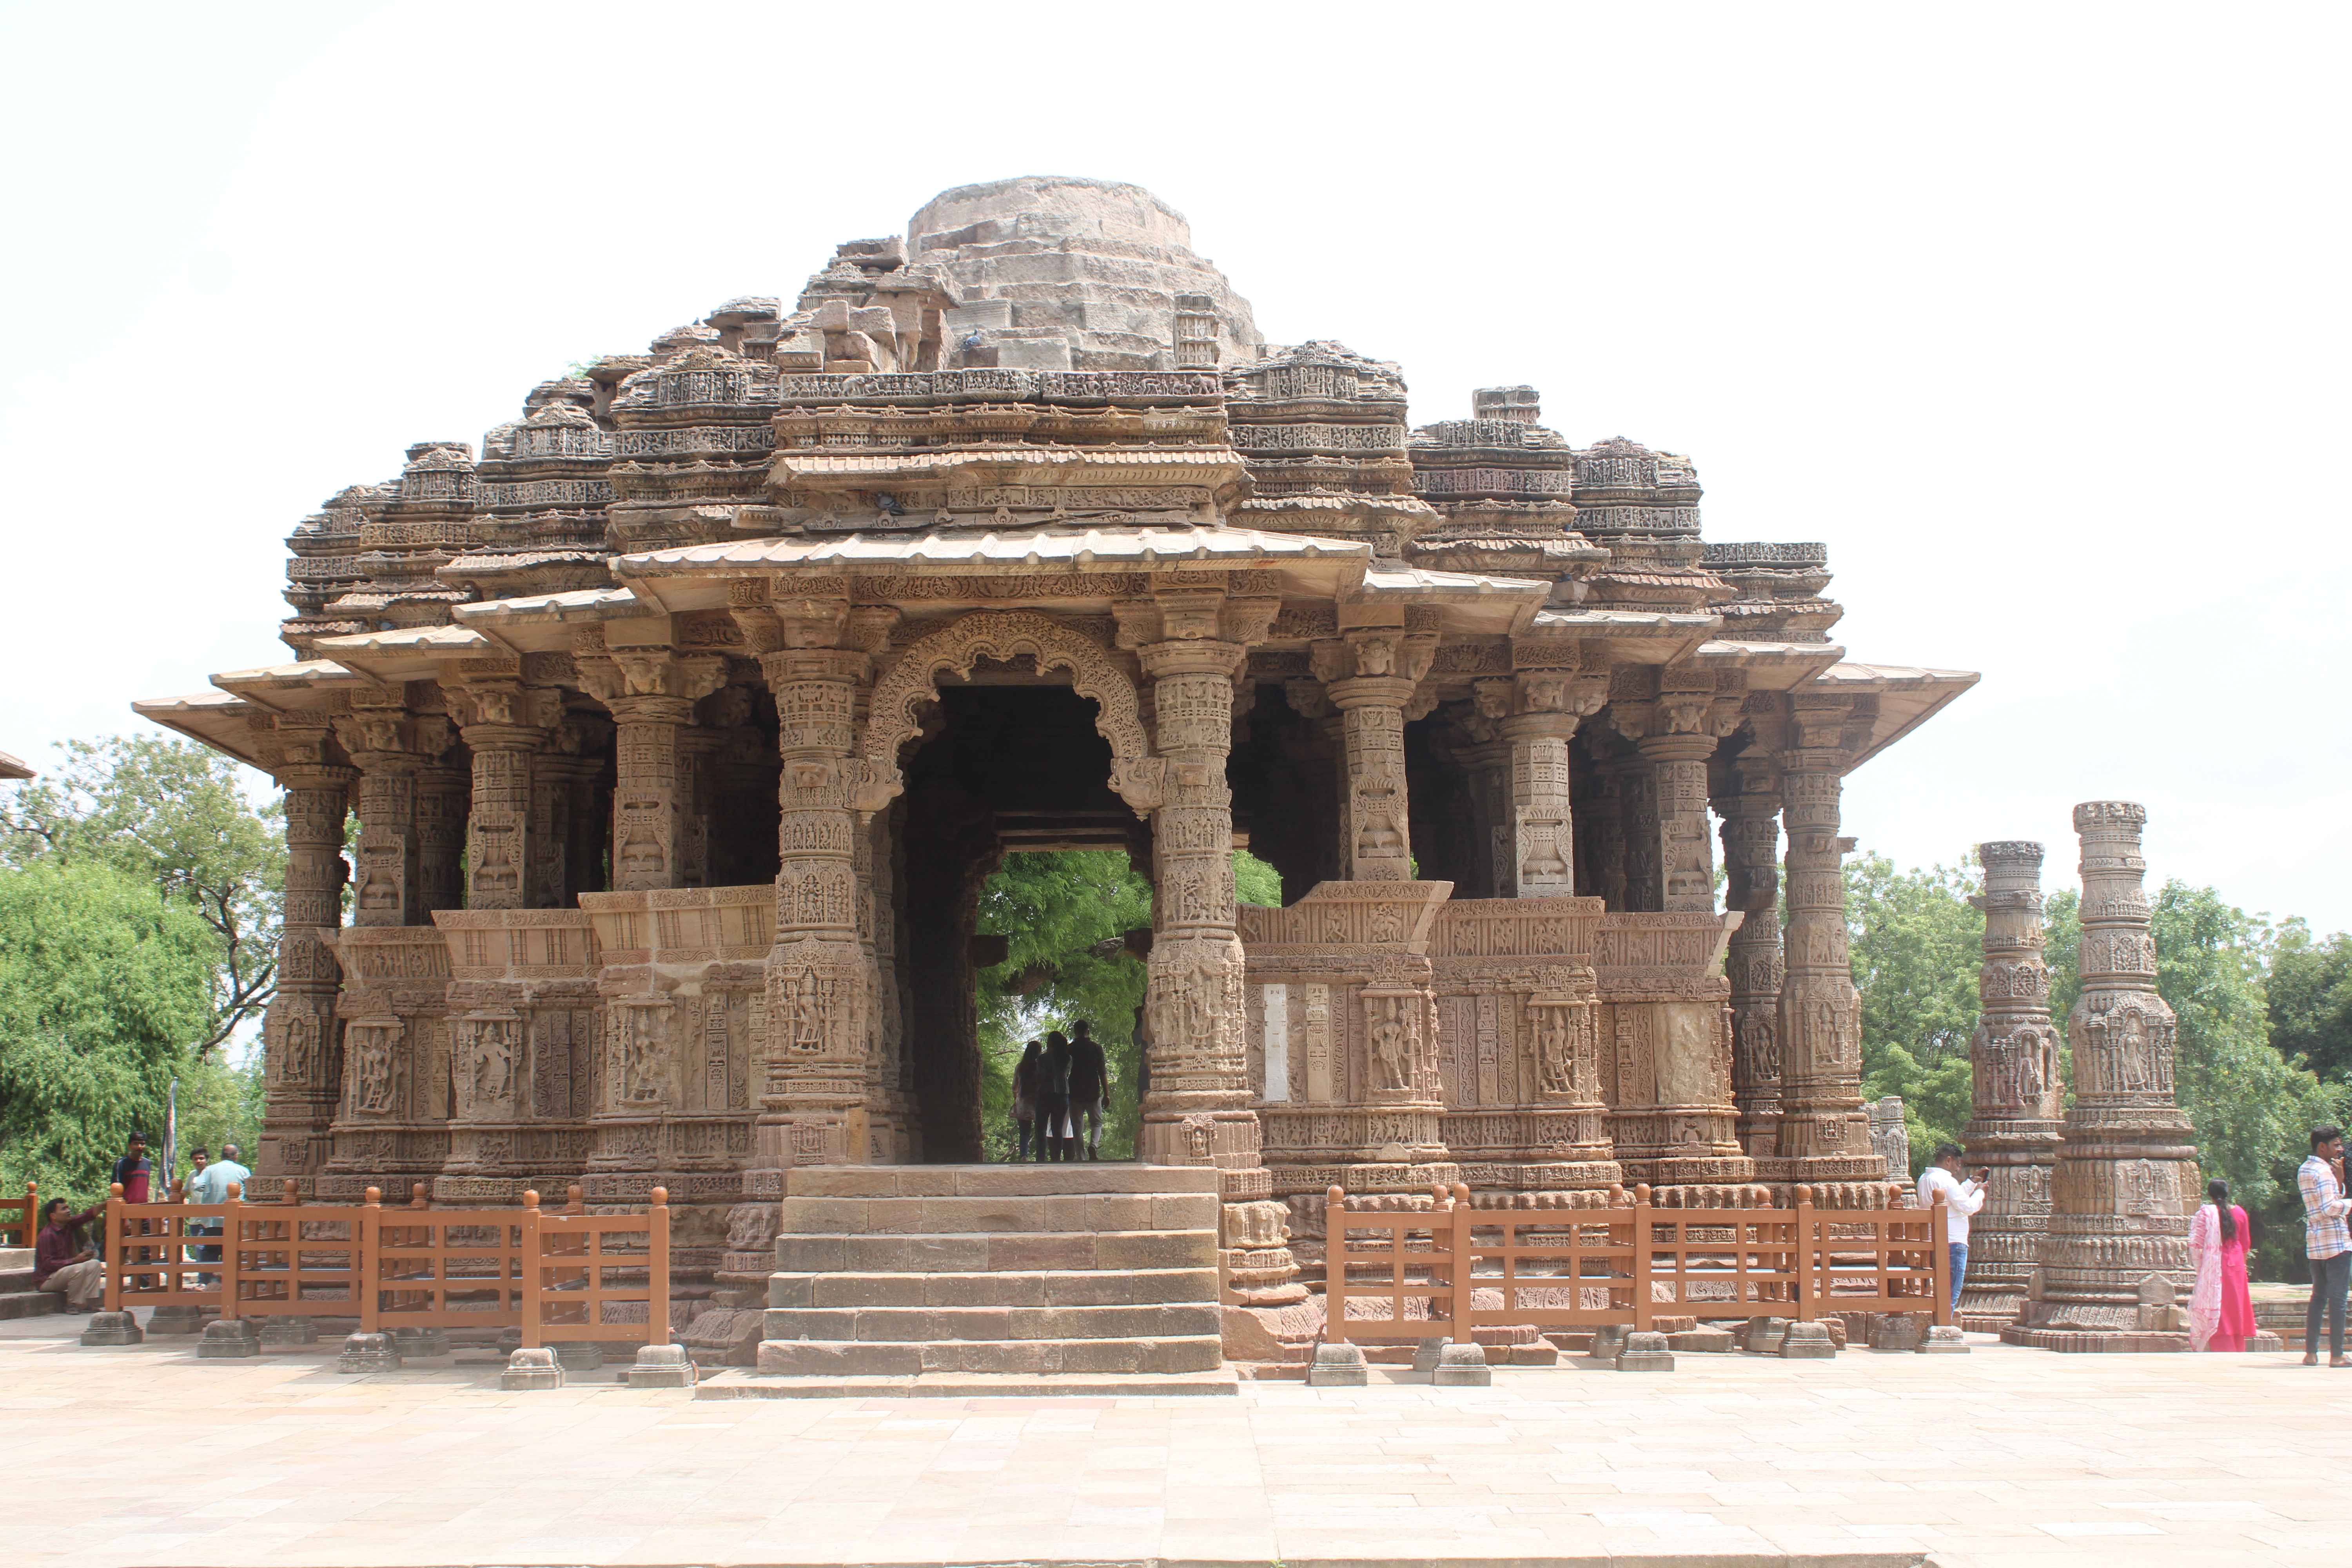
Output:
top-left (1009, 1022), bottom-right (1109, 1161)
top-left (29, 1133), bottom-right (249, 1312)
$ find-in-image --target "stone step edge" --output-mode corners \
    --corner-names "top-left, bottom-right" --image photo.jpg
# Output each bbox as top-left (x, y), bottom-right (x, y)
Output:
top-left (786, 1165), bottom-right (1223, 1198)
top-left (697, 1367), bottom-right (1242, 1399)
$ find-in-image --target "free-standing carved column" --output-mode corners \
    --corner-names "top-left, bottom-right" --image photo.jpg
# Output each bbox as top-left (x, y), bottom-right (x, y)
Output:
top-left (752, 621), bottom-right (878, 1179)
top-left (254, 720), bottom-right (353, 1193)
top-left (1717, 753), bottom-right (1784, 1158)
top-left (1958, 840), bottom-right (2063, 1329)
top-left (2014, 803), bottom-right (2197, 1344)
top-left (1767, 722), bottom-right (1878, 1188)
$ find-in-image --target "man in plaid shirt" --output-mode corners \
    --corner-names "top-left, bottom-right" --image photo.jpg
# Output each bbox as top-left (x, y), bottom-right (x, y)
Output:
top-left (2301, 1124), bottom-right (2350, 1367)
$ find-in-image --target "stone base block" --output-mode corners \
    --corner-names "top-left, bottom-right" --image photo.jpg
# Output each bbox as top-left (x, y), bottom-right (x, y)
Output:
top-left (1307, 1341), bottom-right (1368, 1387)
top-left (1432, 1343), bottom-right (1491, 1386)
top-left (80, 1310), bottom-right (144, 1346)
top-left (501, 1347), bottom-right (564, 1390)
top-left (1507, 1342), bottom-right (1559, 1365)
top-left (1587, 1323), bottom-right (1630, 1361)
top-left (553, 1341), bottom-right (604, 1371)
top-left (1871, 1314), bottom-right (1927, 1353)
top-left (336, 1332), bottom-right (401, 1374)
top-left (258, 1316), bottom-right (318, 1348)
top-left (148, 1304), bottom-right (205, 1336)
top-left (196, 1319), bottom-right (260, 1359)
top-left (1924, 1325), bottom-right (1969, 1354)
top-left (1615, 1331), bottom-right (1675, 1372)
top-left (1742, 1316), bottom-right (1789, 1354)
top-left (1411, 1337), bottom-right (1445, 1375)
top-left (391, 1327), bottom-right (448, 1357)
top-left (1779, 1321), bottom-right (1838, 1358)
top-left (627, 1343), bottom-right (697, 1388)
top-left (1999, 1324), bottom-right (2192, 1353)
top-left (1666, 1328), bottom-right (1734, 1353)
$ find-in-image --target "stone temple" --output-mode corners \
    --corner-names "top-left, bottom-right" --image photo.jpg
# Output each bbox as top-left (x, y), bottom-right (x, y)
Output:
top-left (137, 176), bottom-right (1976, 1364)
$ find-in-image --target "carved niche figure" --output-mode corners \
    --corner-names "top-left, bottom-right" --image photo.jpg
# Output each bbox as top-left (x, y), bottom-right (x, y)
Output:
top-left (456, 1013), bottom-right (518, 1113)
top-left (1531, 1001), bottom-right (1577, 1096)
top-left (613, 998), bottom-right (668, 1104)
top-left (278, 1007), bottom-right (320, 1088)
top-left (350, 1020), bottom-right (399, 1115)
top-left (1365, 994), bottom-right (1420, 1093)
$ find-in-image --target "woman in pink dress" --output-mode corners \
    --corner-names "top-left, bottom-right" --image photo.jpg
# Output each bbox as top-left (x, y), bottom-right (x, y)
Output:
top-left (2188, 1177), bottom-right (2256, 1352)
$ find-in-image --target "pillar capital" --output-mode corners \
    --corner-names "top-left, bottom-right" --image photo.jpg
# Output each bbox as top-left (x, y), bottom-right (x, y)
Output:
top-left (1326, 673), bottom-right (1417, 711)
top-left (1138, 637), bottom-right (1245, 682)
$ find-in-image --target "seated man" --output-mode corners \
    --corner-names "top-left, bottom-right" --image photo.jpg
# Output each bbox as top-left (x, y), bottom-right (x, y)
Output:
top-left (34, 1197), bottom-right (107, 1312)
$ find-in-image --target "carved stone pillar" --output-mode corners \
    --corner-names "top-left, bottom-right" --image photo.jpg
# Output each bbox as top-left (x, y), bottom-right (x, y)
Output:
top-left (1717, 753), bottom-right (1784, 1158)
top-left (459, 730), bottom-right (544, 911)
top-left (577, 641), bottom-right (727, 893)
top-left (1138, 625), bottom-right (1298, 1304)
top-left (2016, 803), bottom-right (2198, 1344)
top-left (414, 764), bottom-right (468, 916)
top-left (1499, 668), bottom-right (1606, 898)
top-left (333, 700), bottom-right (452, 927)
top-left (1959, 840), bottom-right (2064, 1329)
top-left (1319, 625), bottom-right (1428, 882)
top-left (254, 720), bottom-right (353, 1193)
top-left (1767, 710), bottom-right (1878, 1187)
top-left (750, 595), bottom-right (877, 1180)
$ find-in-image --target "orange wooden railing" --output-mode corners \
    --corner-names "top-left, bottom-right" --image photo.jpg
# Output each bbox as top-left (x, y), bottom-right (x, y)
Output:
top-left (95, 1182), bottom-right (670, 1350)
top-left (1323, 1181), bottom-right (1949, 1345)
top-left (0, 1181), bottom-right (37, 1249)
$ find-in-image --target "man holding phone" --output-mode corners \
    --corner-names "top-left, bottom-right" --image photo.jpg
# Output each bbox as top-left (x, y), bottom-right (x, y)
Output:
top-left (1917, 1142), bottom-right (1989, 1313)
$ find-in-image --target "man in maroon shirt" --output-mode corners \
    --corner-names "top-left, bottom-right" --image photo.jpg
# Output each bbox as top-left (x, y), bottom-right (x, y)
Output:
top-left (110, 1132), bottom-right (152, 1203)
top-left (33, 1197), bottom-right (106, 1310)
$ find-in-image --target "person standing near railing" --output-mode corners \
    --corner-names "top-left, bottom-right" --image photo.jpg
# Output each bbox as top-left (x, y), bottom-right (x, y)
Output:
top-left (1011, 1040), bottom-right (1042, 1161)
top-left (1917, 1142), bottom-right (1988, 1313)
top-left (2298, 1124), bottom-right (2350, 1367)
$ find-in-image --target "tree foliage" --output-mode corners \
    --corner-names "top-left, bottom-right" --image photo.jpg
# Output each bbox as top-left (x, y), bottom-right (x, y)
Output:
top-left (2, 737), bottom-right (286, 1056)
top-left (971, 848), bottom-right (1281, 1159)
top-left (1847, 852), bottom-right (1982, 1169)
top-left (2269, 920), bottom-right (2352, 1085)
top-left (0, 860), bottom-right (227, 1207)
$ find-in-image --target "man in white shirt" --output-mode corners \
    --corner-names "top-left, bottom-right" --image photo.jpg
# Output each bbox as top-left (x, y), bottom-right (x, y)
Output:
top-left (184, 1144), bottom-right (252, 1287)
top-left (1917, 1142), bottom-right (1989, 1312)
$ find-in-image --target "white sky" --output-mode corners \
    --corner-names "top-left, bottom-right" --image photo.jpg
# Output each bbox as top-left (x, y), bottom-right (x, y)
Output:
top-left (3, 2), bottom-right (2345, 931)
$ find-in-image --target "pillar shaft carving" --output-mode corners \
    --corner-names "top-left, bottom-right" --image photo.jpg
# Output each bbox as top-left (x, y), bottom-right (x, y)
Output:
top-left (1956, 840), bottom-right (2063, 1325)
top-left (1717, 758), bottom-right (1784, 1158)
top-left (255, 721), bottom-right (353, 1193)
top-left (2020, 803), bottom-right (2198, 1339)
top-left (753, 639), bottom-right (877, 1176)
top-left (1316, 628), bottom-right (1432, 884)
top-left (1767, 750), bottom-right (1873, 1179)
top-left (1496, 668), bottom-right (1602, 899)
top-left (332, 704), bottom-right (452, 927)
top-left (578, 650), bottom-right (726, 893)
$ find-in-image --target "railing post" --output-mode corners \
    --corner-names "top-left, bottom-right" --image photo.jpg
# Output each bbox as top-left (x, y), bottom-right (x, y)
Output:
top-left (1450, 1181), bottom-right (1474, 1345)
top-left (1795, 1185), bottom-right (1815, 1323)
top-left (521, 1189), bottom-right (543, 1350)
top-left (102, 1183), bottom-right (123, 1312)
top-left (1633, 1183), bottom-right (1653, 1334)
top-left (410, 1182), bottom-right (429, 1209)
top-left (220, 1181), bottom-right (243, 1321)
top-left (1324, 1185), bottom-right (1346, 1347)
top-left (650, 1185), bottom-right (671, 1351)
top-left (1932, 1192), bottom-right (1952, 1327)
top-left (362, 1186), bottom-right (382, 1334)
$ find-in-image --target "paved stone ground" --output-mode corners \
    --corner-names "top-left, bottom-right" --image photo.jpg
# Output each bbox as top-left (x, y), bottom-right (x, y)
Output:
top-left (3, 1308), bottom-right (2347, 1568)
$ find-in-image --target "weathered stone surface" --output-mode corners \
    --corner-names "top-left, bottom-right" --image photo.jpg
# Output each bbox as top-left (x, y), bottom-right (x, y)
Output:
top-left (196, 1319), bottom-right (260, 1359)
top-left (80, 1310), bottom-right (144, 1346)
top-left (1615, 1330), bottom-right (1675, 1371)
top-left (1872, 1313), bottom-right (1926, 1352)
top-left (1779, 1321), bottom-right (1838, 1358)
top-left (1743, 1316), bottom-right (1789, 1354)
top-left (1924, 1324), bottom-right (1970, 1354)
top-left (500, 1346), bottom-right (564, 1390)
top-left (1307, 1341), bottom-right (1369, 1387)
top-left (1432, 1342), bottom-right (1492, 1385)
top-left (628, 1343), bottom-right (697, 1387)
top-left (336, 1332), bottom-right (400, 1373)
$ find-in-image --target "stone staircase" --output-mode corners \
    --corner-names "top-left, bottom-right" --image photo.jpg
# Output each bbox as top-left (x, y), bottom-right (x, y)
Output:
top-left (0, 1247), bottom-right (64, 1320)
top-left (697, 1164), bottom-right (1237, 1397)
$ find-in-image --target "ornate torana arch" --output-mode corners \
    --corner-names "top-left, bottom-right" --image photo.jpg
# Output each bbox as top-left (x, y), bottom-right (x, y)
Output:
top-left (856, 610), bottom-right (1163, 815)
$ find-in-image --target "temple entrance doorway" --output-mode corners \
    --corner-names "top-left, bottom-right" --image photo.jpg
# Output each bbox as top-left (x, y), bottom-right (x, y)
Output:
top-left (891, 674), bottom-right (1154, 1161)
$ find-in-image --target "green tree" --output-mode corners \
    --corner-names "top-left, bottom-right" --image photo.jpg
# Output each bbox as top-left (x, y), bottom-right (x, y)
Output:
top-left (0, 861), bottom-right (220, 1207)
top-left (972, 849), bottom-right (1280, 1160)
top-left (2148, 882), bottom-right (2347, 1279)
top-left (1846, 851), bottom-right (1982, 1171)
top-left (2, 736), bottom-right (286, 1056)
top-left (2267, 920), bottom-right (2352, 1084)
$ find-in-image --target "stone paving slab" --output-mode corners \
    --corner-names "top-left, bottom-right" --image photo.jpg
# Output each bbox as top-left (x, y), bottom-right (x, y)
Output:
top-left (3, 1310), bottom-right (2349, 1567)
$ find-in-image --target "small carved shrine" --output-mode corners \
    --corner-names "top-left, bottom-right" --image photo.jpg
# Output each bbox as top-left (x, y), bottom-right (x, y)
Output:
top-left (137, 176), bottom-right (1977, 1301)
